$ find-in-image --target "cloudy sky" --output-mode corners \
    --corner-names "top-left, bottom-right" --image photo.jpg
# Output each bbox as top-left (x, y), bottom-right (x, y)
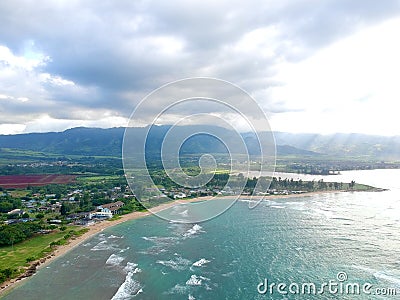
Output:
top-left (0, 0), bottom-right (399, 135)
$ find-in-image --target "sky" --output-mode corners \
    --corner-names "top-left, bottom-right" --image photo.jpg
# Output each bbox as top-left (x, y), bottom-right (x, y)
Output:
top-left (0, 0), bottom-right (399, 136)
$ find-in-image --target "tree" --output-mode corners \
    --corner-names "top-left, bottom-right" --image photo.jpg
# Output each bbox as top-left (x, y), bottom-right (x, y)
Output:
top-left (349, 180), bottom-right (356, 189)
top-left (60, 203), bottom-right (67, 215)
top-left (36, 213), bottom-right (44, 219)
top-left (0, 202), bottom-right (13, 213)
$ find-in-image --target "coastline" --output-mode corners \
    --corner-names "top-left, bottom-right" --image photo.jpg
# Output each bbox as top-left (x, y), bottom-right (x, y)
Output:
top-left (0, 196), bottom-right (214, 295)
top-left (0, 189), bottom-right (371, 295)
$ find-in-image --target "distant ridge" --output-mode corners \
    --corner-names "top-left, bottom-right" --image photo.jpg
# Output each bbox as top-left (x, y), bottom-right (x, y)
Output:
top-left (0, 126), bottom-right (399, 159)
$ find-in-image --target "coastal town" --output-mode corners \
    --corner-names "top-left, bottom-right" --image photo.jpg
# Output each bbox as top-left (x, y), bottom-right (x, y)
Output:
top-left (1, 171), bottom-right (372, 228)
top-left (0, 165), bottom-right (382, 292)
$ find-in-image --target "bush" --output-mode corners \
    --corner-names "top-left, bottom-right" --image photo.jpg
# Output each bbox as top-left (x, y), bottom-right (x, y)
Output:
top-left (26, 256), bottom-right (36, 263)
top-left (36, 213), bottom-right (44, 219)
top-left (0, 268), bottom-right (18, 284)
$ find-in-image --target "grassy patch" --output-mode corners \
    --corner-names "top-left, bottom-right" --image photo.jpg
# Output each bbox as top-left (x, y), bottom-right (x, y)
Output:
top-left (7, 190), bottom-right (30, 198)
top-left (0, 231), bottom-right (66, 271)
top-left (0, 226), bottom-right (85, 273)
top-left (350, 183), bottom-right (377, 191)
top-left (76, 175), bottom-right (121, 183)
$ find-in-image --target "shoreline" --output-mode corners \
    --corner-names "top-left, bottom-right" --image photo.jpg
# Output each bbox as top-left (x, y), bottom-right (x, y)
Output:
top-left (0, 196), bottom-right (214, 295)
top-left (0, 188), bottom-right (380, 295)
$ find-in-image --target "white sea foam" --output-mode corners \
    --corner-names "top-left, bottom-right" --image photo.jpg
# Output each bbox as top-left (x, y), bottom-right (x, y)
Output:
top-left (156, 256), bottom-right (191, 271)
top-left (188, 294), bottom-right (196, 300)
top-left (126, 262), bottom-right (141, 275)
top-left (270, 205), bottom-right (286, 209)
top-left (186, 275), bottom-right (202, 286)
top-left (138, 247), bottom-right (168, 256)
top-left (111, 262), bottom-right (143, 300)
top-left (199, 275), bottom-right (210, 281)
top-left (119, 247), bottom-right (130, 253)
top-left (183, 224), bottom-right (203, 237)
top-left (108, 234), bottom-right (123, 239)
top-left (141, 235), bottom-right (178, 254)
top-left (142, 236), bottom-right (177, 243)
top-left (111, 274), bottom-right (143, 300)
top-left (106, 254), bottom-right (125, 266)
top-left (90, 240), bottom-right (118, 251)
top-left (192, 258), bottom-right (210, 267)
top-left (238, 199), bottom-right (258, 204)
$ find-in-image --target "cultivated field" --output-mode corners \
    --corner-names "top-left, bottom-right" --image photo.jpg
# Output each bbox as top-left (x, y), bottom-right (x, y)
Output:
top-left (0, 175), bottom-right (77, 189)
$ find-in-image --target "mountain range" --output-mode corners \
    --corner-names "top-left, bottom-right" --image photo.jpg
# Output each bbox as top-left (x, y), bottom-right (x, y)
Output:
top-left (0, 126), bottom-right (399, 159)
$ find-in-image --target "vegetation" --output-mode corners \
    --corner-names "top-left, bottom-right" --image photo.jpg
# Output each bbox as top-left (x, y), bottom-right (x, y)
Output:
top-left (275, 155), bottom-right (400, 175)
top-left (0, 227), bottom-right (85, 284)
top-left (0, 222), bottom-right (43, 246)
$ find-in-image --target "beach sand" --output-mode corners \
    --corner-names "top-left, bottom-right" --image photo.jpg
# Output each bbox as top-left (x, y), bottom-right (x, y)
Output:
top-left (0, 191), bottom-right (340, 295)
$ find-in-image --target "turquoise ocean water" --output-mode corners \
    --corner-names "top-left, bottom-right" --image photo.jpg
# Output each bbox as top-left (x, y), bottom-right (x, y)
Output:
top-left (3, 169), bottom-right (400, 299)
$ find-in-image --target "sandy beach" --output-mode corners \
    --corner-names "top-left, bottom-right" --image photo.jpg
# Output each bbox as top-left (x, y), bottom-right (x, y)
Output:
top-left (0, 190), bottom-right (341, 295)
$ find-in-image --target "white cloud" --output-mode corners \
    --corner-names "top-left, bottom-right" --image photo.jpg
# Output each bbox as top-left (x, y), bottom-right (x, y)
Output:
top-left (0, 124), bottom-right (26, 135)
top-left (0, 44), bottom-right (48, 70)
top-left (22, 114), bottom-right (129, 133)
top-left (268, 17), bottom-right (400, 135)
top-left (0, 1), bottom-right (400, 135)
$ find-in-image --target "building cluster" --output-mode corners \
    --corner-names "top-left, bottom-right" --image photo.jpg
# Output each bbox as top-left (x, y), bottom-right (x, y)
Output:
top-left (2, 184), bottom-right (133, 226)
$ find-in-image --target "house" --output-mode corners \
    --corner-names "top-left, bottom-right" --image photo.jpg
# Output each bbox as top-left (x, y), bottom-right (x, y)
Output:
top-left (98, 201), bottom-right (124, 215)
top-left (90, 201), bottom-right (125, 219)
top-left (48, 219), bottom-right (62, 224)
top-left (4, 219), bottom-right (23, 225)
top-left (173, 193), bottom-right (187, 199)
top-left (89, 211), bottom-right (113, 219)
top-left (7, 209), bottom-right (24, 216)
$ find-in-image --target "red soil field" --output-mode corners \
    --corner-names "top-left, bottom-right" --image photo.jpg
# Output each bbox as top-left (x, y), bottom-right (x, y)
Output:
top-left (0, 174), bottom-right (77, 189)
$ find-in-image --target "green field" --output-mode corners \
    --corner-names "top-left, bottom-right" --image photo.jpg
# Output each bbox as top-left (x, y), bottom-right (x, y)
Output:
top-left (0, 227), bottom-right (87, 274)
top-left (76, 175), bottom-right (122, 182)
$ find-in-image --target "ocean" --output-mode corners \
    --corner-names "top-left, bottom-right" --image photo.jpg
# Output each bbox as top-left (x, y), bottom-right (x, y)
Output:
top-left (3, 169), bottom-right (400, 299)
